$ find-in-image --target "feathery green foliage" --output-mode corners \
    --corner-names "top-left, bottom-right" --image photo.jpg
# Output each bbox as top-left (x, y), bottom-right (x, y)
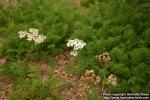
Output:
top-left (76, 0), bottom-right (150, 92)
top-left (0, 0), bottom-right (149, 98)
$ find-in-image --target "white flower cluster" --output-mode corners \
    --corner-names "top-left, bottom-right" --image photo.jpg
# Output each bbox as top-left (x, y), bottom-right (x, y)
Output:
top-left (18, 28), bottom-right (46, 44)
top-left (107, 74), bottom-right (117, 86)
top-left (67, 39), bottom-right (86, 56)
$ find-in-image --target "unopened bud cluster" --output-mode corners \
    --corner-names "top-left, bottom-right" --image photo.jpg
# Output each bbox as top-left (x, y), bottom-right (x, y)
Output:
top-left (18, 28), bottom-right (46, 44)
top-left (107, 74), bottom-right (117, 86)
top-left (96, 52), bottom-right (111, 63)
top-left (67, 39), bottom-right (86, 56)
top-left (80, 70), bottom-right (101, 85)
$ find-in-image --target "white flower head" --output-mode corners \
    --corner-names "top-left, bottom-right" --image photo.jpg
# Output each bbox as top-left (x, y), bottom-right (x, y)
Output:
top-left (67, 39), bottom-right (74, 47)
top-left (32, 33), bottom-right (39, 41)
top-left (35, 34), bottom-right (46, 44)
top-left (67, 39), bottom-right (86, 56)
top-left (67, 39), bottom-right (86, 50)
top-left (29, 28), bottom-right (38, 34)
top-left (26, 33), bottom-right (33, 41)
top-left (35, 35), bottom-right (45, 44)
top-left (18, 28), bottom-right (46, 44)
top-left (18, 31), bottom-right (28, 38)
